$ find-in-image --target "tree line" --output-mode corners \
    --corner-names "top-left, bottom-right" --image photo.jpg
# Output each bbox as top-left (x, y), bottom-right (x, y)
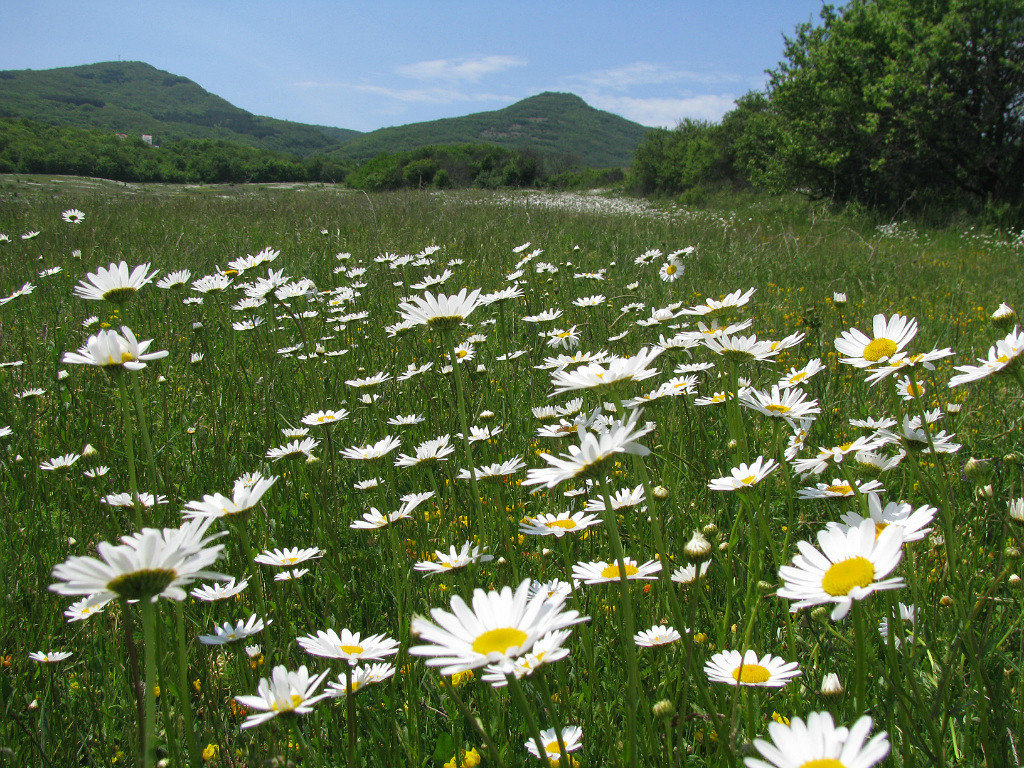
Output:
top-left (630, 0), bottom-right (1024, 221)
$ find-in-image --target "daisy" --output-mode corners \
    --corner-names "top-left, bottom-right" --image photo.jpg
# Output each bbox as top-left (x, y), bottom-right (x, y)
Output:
top-left (457, 457), bottom-right (526, 481)
top-left (102, 492), bottom-right (168, 507)
top-left (572, 557), bottom-right (662, 584)
top-left (73, 261), bottom-right (158, 304)
top-left (546, 326), bottom-right (581, 350)
top-left (281, 427), bottom-right (310, 438)
top-left (634, 625), bottom-right (683, 647)
top-left (235, 665), bottom-right (331, 729)
top-left (708, 456), bottom-right (779, 492)
top-left (274, 568), bottom-right (310, 582)
top-left (302, 409), bottom-right (350, 426)
top-left (325, 663), bottom-right (396, 697)
top-left (16, 387), bottom-right (46, 400)
top-left (741, 386), bottom-right (821, 422)
top-left (797, 479), bottom-right (884, 500)
top-left (790, 436), bottom-right (890, 477)
top-left (40, 453), bottom-right (80, 471)
top-left (395, 435), bottom-right (455, 467)
top-left (678, 288), bottom-right (756, 318)
top-left (397, 288), bottom-right (483, 329)
top-left (548, 347), bottom-right (662, 395)
top-left (459, 425), bottom-right (503, 444)
top-left (744, 712), bottom-right (890, 768)
top-left (948, 326), bottom-right (1024, 386)
top-left (409, 578), bottom-right (588, 675)
top-left (157, 270), bottom-right (192, 290)
top-left (345, 372), bottom-right (391, 388)
top-left (182, 474), bottom-right (278, 519)
top-left (523, 410), bottom-right (653, 490)
top-left (523, 309), bottom-right (563, 323)
top-left (64, 596), bottom-right (110, 622)
top-left (267, 437), bottom-right (320, 461)
top-left (671, 561), bottom-right (710, 585)
top-left (340, 436), bottom-right (401, 460)
top-left (50, 519), bottom-right (227, 604)
top-left (353, 478), bottom-right (382, 491)
top-left (777, 518), bottom-right (905, 620)
top-left (199, 615), bottom-right (270, 645)
top-left (584, 484), bottom-right (646, 512)
top-left (829, 494), bottom-right (935, 543)
top-left (62, 327), bottom-right (169, 371)
top-left (191, 577), bottom-right (249, 601)
top-left (777, 359), bottom-right (825, 388)
top-left (388, 413), bottom-right (426, 426)
top-left (525, 725), bottom-right (584, 764)
top-left (414, 542), bottom-right (493, 575)
top-left (297, 628), bottom-right (399, 665)
top-left (704, 649), bottom-right (801, 687)
top-left (256, 547), bottom-right (323, 567)
top-left (834, 313), bottom-right (918, 367)
top-left (659, 260), bottom-right (683, 282)
top-left (21, 230), bottom-right (40, 240)
top-left (30, 651), bottom-right (74, 663)
top-left (862, 348), bottom-right (955, 385)
top-left (519, 511), bottom-right (603, 537)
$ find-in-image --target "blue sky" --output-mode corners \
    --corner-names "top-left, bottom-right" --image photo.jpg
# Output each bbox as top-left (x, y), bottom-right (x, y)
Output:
top-left (1, 1), bottom-right (832, 132)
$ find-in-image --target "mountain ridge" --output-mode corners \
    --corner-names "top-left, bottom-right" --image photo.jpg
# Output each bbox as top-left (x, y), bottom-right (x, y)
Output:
top-left (0, 61), bottom-right (648, 167)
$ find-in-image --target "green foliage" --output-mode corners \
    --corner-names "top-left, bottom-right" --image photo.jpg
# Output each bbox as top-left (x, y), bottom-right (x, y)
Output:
top-left (756, 0), bottom-right (1024, 212)
top-left (344, 144), bottom-right (540, 191)
top-left (627, 119), bottom-right (740, 195)
top-left (0, 61), bottom-right (361, 156)
top-left (329, 92), bottom-right (647, 168)
top-left (0, 118), bottom-right (351, 183)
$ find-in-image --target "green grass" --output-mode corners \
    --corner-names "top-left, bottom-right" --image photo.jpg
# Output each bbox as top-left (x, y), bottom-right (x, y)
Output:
top-left (0, 178), bottom-right (1022, 768)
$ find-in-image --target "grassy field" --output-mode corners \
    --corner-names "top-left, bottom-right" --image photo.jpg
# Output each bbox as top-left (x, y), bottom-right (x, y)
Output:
top-left (1, 176), bottom-right (1022, 768)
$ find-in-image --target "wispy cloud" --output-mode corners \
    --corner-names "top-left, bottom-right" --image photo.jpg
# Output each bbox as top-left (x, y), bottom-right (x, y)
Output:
top-left (396, 55), bottom-right (526, 82)
top-left (588, 94), bottom-right (738, 127)
top-left (571, 62), bottom-right (743, 91)
top-left (293, 81), bottom-right (511, 105)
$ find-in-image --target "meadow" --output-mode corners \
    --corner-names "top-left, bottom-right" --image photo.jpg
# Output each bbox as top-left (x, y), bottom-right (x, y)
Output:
top-left (1, 175), bottom-right (1022, 768)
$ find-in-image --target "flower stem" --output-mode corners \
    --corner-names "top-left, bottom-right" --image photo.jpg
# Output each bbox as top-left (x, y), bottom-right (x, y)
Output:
top-left (140, 600), bottom-right (158, 768)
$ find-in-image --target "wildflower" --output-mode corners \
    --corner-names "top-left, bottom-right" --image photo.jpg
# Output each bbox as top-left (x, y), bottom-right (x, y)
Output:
top-left (234, 665), bottom-right (331, 729)
top-left (29, 651), bottom-right (74, 663)
top-left (414, 542), bottom-right (493, 575)
top-left (199, 615), bottom-right (271, 645)
top-left (255, 547), bottom-right (324, 567)
top-left (297, 628), bottom-right (399, 665)
top-left (744, 712), bottom-right (889, 768)
top-left (634, 625), bottom-right (683, 647)
top-left (820, 672), bottom-right (843, 695)
top-left (409, 578), bottom-right (587, 675)
top-left (183, 474), bottom-right (278, 520)
top-left (340, 435), bottom-right (401, 460)
top-left (325, 663), bottom-right (396, 696)
top-left (62, 327), bottom-right (168, 371)
top-left (835, 313), bottom-right (917, 367)
top-left (519, 511), bottom-right (603, 537)
top-left (525, 726), bottom-right (583, 764)
top-left (777, 518), bottom-right (905, 620)
top-left (74, 261), bottom-right (158, 304)
top-left (704, 649), bottom-right (801, 687)
top-left (707, 456), bottom-right (778, 492)
top-left (267, 437), bottom-right (320, 461)
top-left (62, 209), bottom-right (85, 224)
top-left (191, 577), bottom-right (249, 602)
top-left (572, 557), bottom-right (662, 584)
top-left (397, 288), bottom-right (483, 330)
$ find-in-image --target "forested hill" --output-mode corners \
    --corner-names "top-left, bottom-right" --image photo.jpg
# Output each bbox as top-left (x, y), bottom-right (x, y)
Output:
top-left (0, 62), bottom-right (649, 168)
top-left (328, 92), bottom-right (650, 168)
top-left (0, 61), bottom-right (361, 156)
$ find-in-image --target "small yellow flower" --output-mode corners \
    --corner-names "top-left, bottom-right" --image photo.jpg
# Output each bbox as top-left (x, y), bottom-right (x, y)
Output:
top-left (202, 743), bottom-right (219, 762)
top-left (444, 747), bottom-right (482, 768)
top-left (449, 669), bottom-right (474, 688)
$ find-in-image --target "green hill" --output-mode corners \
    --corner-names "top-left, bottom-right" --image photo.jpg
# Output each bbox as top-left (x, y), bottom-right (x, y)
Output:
top-left (0, 61), bottom-right (361, 156)
top-left (0, 62), bottom-right (649, 168)
top-left (330, 92), bottom-right (647, 168)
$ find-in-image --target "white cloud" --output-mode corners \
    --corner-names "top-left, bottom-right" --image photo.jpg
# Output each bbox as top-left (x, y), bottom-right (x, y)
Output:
top-left (572, 62), bottom-right (743, 90)
top-left (588, 94), bottom-right (738, 127)
top-left (396, 55), bottom-right (526, 82)
top-left (293, 81), bottom-right (511, 105)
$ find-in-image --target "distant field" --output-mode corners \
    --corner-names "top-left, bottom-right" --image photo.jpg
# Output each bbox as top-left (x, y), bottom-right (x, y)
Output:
top-left (1, 178), bottom-right (1022, 767)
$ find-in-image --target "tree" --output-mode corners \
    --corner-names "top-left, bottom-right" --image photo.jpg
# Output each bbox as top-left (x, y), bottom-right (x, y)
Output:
top-left (757, 0), bottom-right (1024, 211)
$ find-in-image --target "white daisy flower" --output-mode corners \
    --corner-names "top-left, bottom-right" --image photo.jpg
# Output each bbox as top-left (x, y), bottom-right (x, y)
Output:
top-left (234, 665), bottom-right (331, 729)
top-left (572, 557), bottom-right (662, 584)
top-left (199, 614), bottom-right (270, 645)
top-left (704, 649), bottom-right (801, 687)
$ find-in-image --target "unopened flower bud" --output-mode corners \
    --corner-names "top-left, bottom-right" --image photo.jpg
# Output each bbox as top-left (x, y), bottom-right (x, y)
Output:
top-left (685, 530), bottom-right (712, 560)
top-left (653, 699), bottom-right (675, 719)
top-left (1004, 546), bottom-right (1020, 557)
top-left (717, 542), bottom-right (729, 552)
top-left (975, 484), bottom-right (994, 500)
top-left (939, 595), bottom-right (953, 607)
top-left (820, 673), bottom-right (843, 696)
top-left (1009, 498), bottom-right (1024, 523)
top-left (652, 485), bottom-right (669, 499)
top-left (479, 410), bottom-right (495, 421)
top-left (832, 292), bottom-right (848, 306)
top-left (81, 443), bottom-right (97, 458)
top-left (757, 580), bottom-right (774, 594)
top-left (811, 607), bottom-right (830, 621)
top-left (991, 302), bottom-right (1016, 326)
top-left (702, 523), bottom-right (718, 535)
top-left (963, 457), bottom-right (985, 480)
top-left (1008, 574), bottom-right (1021, 586)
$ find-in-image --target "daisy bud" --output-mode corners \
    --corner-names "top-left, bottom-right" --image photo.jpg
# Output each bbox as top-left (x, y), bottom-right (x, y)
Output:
top-left (717, 542), bottom-right (729, 552)
top-left (975, 484), bottom-right (994, 500)
top-left (29, 699), bottom-right (38, 710)
top-left (820, 673), bottom-right (843, 696)
top-left (757, 580), bottom-right (774, 593)
top-left (945, 402), bottom-right (962, 413)
top-left (479, 410), bottom-right (495, 421)
top-left (811, 607), bottom-right (830, 621)
top-left (652, 485), bottom-right (669, 499)
top-left (703, 523), bottom-right (718, 535)
top-left (1009, 498), bottom-right (1024, 523)
top-left (68, 538), bottom-right (76, 546)
top-left (1008, 574), bottom-right (1021, 587)
top-left (1005, 546), bottom-right (1020, 557)
top-left (81, 443), bottom-right (98, 458)
top-left (684, 530), bottom-right (712, 560)
top-left (832, 292), bottom-right (848, 306)
top-left (963, 457), bottom-right (986, 480)
top-left (991, 302), bottom-right (1016, 327)
top-left (305, 455), bottom-right (320, 465)
top-left (939, 595), bottom-right (954, 607)
top-left (653, 699), bottom-right (675, 719)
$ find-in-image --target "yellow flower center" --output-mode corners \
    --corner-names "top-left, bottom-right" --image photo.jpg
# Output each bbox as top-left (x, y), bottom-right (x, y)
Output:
top-left (874, 522), bottom-right (888, 538)
top-left (740, 475), bottom-right (757, 485)
top-left (838, 442), bottom-right (854, 451)
top-left (765, 404), bottom-right (791, 414)
top-left (546, 519), bottom-right (578, 530)
top-left (821, 556), bottom-right (876, 596)
top-left (600, 563), bottom-right (639, 579)
top-left (997, 354), bottom-right (1009, 363)
top-left (457, 349), bottom-right (469, 358)
top-left (826, 483), bottom-right (853, 495)
top-left (271, 693), bottom-right (305, 712)
top-left (798, 761), bottom-right (847, 768)
top-left (665, 264), bottom-right (677, 275)
top-left (472, 627), bottom-right (528, 656)
top-left (107, 568), bottom-right (177, 600)
top-left (339, 645), bottom-right (364, 655)
top-left (731, 664), bottom-right (772, 684)
top-left (863, 337), bottom-right (897, 362)
top-left (546, 740), bottom-right (562, 753)
top-left (789, 371), bottom-right (808, 382)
